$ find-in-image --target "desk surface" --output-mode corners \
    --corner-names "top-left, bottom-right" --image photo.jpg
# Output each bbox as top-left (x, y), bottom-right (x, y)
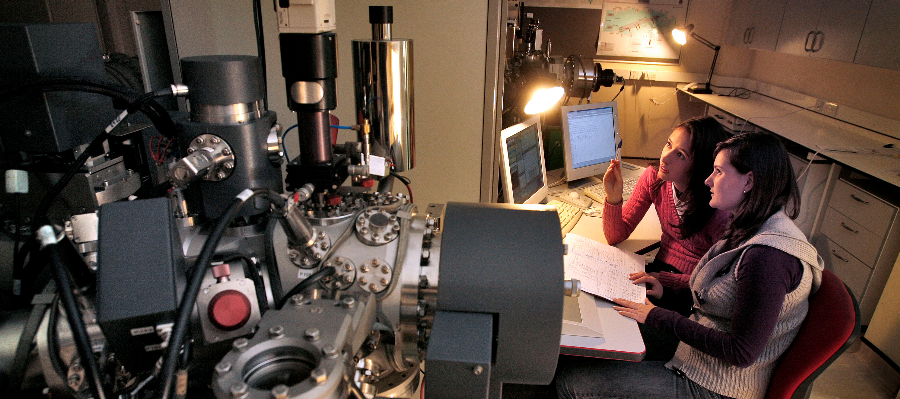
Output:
top-left (550, 165), bottom-right (662, 361)
top-left (682, 89), bottom-right (900, 188)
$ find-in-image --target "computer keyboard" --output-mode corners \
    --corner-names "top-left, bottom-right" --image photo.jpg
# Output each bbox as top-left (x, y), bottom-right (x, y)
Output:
top-left (547, 199), bottom-right (582, 235)
top-left (583, 177), bottom-right (639, 205)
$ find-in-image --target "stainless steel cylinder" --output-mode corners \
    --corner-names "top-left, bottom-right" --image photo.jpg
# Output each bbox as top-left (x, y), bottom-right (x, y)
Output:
top-left (351, 39), bottom-right (415, 172)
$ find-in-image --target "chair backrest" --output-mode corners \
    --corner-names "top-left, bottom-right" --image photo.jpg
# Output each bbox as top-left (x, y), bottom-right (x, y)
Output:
top-left (765, 269), bottom-right (861, 399)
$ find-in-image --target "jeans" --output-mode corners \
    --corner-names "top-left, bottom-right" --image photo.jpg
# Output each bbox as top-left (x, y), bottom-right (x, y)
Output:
top-left (555, 357), bottom-right (730, 399)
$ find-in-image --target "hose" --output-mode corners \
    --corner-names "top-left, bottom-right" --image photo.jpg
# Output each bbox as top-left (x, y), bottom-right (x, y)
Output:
top-left (37, 226), bottom-right (108, 399)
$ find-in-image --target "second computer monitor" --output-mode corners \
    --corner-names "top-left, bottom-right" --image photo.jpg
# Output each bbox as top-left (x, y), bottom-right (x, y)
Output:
top-left (560, 101), bottom-right (620, 182)
top-left (499, 115), bottom-right (549, 205)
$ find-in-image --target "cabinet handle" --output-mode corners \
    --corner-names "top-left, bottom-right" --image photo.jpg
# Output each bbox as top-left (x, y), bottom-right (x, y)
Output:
top-left (831, 250), bottom-right (850, 263)
top-left (744, 28), bottom-right (751, 44)
top-left (748, 27), bottom-right (755, 44)
top-left (804, 31), bottom-right (814, 52)
top-left (850, 194), bottom-right (870, 204)
top-left (840, 222), bottom-right (859, 234)
top-left (813, 31), bottom-right (824, 52)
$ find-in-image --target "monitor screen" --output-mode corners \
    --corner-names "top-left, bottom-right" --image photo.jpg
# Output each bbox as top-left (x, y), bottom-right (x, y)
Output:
top-left (499, 116), bottom-right (549, 204)
top-left (560, 101), bottom-right (620, 182)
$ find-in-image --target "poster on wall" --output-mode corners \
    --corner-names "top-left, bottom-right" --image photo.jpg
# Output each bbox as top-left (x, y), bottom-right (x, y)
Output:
top-left (596, 0), bottom-right (688, 64)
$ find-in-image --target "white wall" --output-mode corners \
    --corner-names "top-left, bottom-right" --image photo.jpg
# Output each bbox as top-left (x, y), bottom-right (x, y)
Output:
top-left (166, 0), bottom-right (489, 207)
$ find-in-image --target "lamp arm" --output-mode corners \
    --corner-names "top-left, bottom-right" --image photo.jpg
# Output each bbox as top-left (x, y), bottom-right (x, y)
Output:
top-left (704, 45), bottom-right (720, 91)
top-left (689, 32), bottom-right (719, 50)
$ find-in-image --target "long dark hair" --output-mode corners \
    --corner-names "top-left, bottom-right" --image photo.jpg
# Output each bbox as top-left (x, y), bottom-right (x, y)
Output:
top-left (652, 116), bottom-right (730, 238)
top-left (715, 132), bottom-right (801, 250)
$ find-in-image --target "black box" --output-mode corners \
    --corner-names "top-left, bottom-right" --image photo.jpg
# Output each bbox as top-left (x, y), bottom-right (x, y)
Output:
top-left (96, 197), bottom-right (185, 371)
top-left (0, 23), bottom-right (114, 153)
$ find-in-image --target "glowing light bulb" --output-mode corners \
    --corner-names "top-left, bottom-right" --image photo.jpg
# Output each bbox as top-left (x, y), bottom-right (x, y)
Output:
top-left (523, 86), bottom-right (564, 115)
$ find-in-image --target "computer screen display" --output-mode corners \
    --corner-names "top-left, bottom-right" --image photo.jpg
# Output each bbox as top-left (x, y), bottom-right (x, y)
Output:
top-left (560, 101), bottom-right (620, 182)
top-left (499, 116), bottom-right (549, 204)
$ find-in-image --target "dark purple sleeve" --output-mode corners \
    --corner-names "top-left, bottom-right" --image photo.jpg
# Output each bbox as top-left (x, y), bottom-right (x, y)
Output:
top-left (645, 246), bottom-right (803, 367)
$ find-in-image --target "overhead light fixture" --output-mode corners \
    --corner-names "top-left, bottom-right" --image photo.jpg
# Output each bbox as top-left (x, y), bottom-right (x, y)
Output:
top-left (672, 24), bottom-right (720, 95)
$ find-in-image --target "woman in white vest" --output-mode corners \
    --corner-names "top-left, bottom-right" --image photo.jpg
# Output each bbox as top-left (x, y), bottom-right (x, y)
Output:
top-left (556, 132), bottom-right (824, 399)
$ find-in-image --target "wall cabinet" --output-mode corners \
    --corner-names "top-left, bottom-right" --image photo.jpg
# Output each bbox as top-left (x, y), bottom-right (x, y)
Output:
top-left (724, 0), bottom-right (788, 51)
top-left (854, 0), bottom-right (900, 70)
top-left (812, 171), bottom-right (900, 325)
top-left (775, 0), bottom-right (872, 63)
top-left (725, 0), bottom-right (899, 70)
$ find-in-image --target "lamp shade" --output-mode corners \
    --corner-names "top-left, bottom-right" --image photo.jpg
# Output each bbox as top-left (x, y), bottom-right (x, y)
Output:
top-left (672, 25), bottom-right (692, 45)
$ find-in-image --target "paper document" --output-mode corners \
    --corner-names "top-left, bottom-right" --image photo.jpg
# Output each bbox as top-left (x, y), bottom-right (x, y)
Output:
top-left (563, 233), bottom-right (646, 304)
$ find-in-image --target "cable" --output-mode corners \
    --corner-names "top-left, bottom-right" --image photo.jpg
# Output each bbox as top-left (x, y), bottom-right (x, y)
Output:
top-left (390, 172), bottom-right (413, 202)
top-left (224, 255), bottom-right (270, 313)
top-left (5, 283), bottom-right (56, 397)
top-left (251, 0), bottom-right (268, 111)
top-left (46, 293), bottom-right (69, 382)
top-left (276, 266), bottom-right (336, 309)
top-left (610, 77), bottom-right (626, 101)
top-left (331, 125), bottom-right (355, 130)
top-left (795, 148), bottom-right (823, 182)
top-left (12, 193), bottom-right (22, 297)
top-left (650, 88), bottom-right (679, 106)
top-left (281, 124), bottom-right (298, 161)
top-left (158, 189), bottom-right (283, 399)
top-left (38, 226), bottom-right (108, 399)
top-left (264, 214), bottom-right (284, 306)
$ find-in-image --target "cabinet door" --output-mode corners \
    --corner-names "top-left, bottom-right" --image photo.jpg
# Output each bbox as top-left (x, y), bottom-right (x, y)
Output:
top-left (748, 0), bottom-right (790, 51)
top-left (813, 0), bottom-right (872, 62)
top-left (854, 0), bottom-right (900, 70)
top-left (775, 0), bottom-right (821, 56)
top-left (725, 0), bottom-right (756, 48)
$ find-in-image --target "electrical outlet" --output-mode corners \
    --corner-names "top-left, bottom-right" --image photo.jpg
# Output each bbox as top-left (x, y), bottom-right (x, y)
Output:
top-left (814, 99), bottom-right (825, 112)
top-left (645, 70), bottom-right (657, 80)
top-left (822, 102), bottom-right (838, 117)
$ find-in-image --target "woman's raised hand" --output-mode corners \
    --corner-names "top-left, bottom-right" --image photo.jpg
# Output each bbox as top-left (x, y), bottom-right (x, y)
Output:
top-left (603, 159), bottom-right (624, 205)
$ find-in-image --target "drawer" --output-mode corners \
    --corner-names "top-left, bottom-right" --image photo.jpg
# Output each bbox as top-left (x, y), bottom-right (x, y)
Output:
top-left (820, 207), bottom-right (883, 267)
top-left (819, 238), bottom-right (872, 301)
top-left (828, 180), bottom-right (897, 237)
top-left (706, 106), bottom-right (754, 134)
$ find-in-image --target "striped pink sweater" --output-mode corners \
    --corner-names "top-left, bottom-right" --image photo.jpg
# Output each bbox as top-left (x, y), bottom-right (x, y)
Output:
top-left (603, 166), bottom-right (729, 289)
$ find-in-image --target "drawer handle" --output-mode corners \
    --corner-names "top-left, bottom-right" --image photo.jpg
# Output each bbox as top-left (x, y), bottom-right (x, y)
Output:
top-left (850, 194), bottom-right (870, 205)
top-left (831, 250), bottom-right (850, 263)
top-left (840, 222), bottom-right (859, 234)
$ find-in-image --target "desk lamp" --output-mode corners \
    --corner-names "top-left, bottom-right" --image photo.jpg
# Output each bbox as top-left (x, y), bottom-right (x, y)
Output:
top-left (523, 75), bottom-right (564, 114)
top-left (673, 24), bottom-right (719, 95)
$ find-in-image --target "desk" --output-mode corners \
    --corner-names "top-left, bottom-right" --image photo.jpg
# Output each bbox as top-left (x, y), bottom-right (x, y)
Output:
top-left (549, 165), bottom-right (663, 361)
top-left (682, 90), bottom-right (900, 187)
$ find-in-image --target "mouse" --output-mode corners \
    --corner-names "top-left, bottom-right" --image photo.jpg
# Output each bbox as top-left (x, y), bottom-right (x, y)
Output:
top-left (568, 191), bottom-right (580, 199)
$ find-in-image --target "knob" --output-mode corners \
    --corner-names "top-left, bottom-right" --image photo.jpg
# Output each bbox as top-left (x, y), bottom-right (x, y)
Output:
top-left (208, 290), bottom-right (252, 331)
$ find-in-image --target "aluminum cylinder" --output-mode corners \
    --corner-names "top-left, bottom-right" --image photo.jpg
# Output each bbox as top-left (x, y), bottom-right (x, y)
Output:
top-left (351, 39), bottom-right (415, 172)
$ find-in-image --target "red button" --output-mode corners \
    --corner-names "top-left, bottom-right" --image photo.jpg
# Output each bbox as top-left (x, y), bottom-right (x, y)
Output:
top-left (208, 290), bottom-right (252, 331)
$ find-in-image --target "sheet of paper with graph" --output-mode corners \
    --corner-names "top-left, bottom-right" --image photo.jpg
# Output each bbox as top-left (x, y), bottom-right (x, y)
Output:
top-left (563, 233), bottom-right (646, 304)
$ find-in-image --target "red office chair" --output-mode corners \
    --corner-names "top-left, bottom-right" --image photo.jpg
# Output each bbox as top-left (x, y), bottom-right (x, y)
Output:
top-left (765, 269), bottom-right (861, 399)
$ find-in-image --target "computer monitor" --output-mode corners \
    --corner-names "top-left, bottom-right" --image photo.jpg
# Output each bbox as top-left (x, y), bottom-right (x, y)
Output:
top-left (499, 116), bottom-right (549, 204)
top-left (560, 101), bottom-right (620, 182)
